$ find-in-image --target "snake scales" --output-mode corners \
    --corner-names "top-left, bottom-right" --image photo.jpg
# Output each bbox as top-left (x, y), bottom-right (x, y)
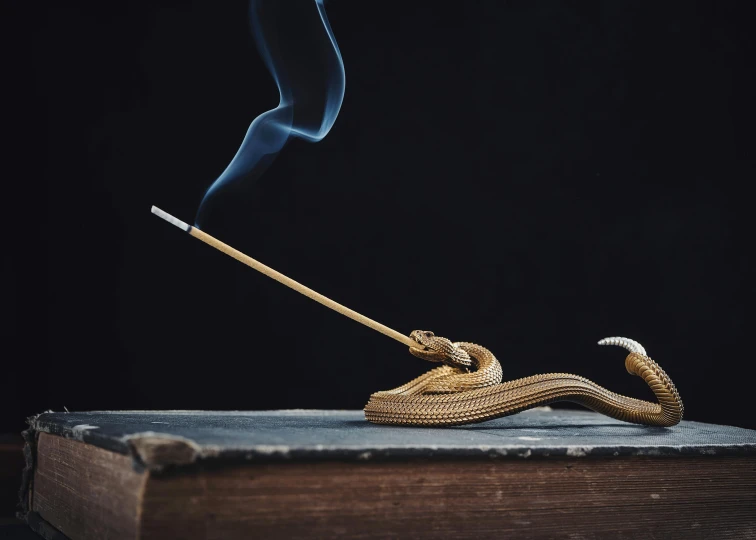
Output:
top-left (364, 331), bottom-right (683, 427)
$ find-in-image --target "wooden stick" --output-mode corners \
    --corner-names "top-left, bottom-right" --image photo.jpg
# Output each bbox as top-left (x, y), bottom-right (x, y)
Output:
top-left (151, 206), bottom-right (423, 350)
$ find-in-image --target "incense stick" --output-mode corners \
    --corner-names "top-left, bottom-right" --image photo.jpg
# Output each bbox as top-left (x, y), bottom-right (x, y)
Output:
top-left (151, 206), bottom-right (423, 350)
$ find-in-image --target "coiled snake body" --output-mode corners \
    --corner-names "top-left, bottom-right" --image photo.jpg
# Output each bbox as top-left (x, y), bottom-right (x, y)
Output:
top-left (364, 331), bottom-right (683, 427)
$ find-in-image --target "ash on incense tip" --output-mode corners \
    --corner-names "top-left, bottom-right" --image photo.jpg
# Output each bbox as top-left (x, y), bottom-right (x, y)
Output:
top-left (151, 206), bottom-right (191, 232)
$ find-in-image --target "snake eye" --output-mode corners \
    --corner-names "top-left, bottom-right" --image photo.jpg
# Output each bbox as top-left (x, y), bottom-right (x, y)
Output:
top-left (424, 331), bottom-right (434, 338)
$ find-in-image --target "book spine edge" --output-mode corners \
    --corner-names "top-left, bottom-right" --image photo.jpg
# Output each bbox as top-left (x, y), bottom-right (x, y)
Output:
top-left (16, 422), bottom-right (37, 521)
top-left (17, 414), bottom-right (72, 539)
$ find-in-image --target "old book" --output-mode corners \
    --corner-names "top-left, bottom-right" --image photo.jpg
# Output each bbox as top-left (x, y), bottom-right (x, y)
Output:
top-left (18, 408), bottom-right (756, 539)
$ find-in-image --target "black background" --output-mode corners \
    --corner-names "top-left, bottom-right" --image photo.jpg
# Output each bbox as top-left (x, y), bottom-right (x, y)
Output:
top-left (4, 1), bottom-right (754, 432)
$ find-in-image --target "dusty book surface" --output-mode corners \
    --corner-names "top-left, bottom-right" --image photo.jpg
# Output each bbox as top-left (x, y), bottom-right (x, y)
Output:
top-left (22, 408), bottom-right (756, 469)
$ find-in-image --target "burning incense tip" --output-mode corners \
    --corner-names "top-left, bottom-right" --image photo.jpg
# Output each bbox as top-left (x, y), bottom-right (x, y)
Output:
top-left (151, 206), bottom-right (423, 350)
top-left (151, 206), bottom-right (191, 232)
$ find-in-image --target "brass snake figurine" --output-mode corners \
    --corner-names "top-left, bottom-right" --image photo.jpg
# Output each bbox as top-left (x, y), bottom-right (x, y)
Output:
top-left (364, 331), bottom-right (683, 427)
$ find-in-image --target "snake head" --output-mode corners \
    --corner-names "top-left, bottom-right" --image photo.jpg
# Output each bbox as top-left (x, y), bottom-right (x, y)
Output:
top-left (409, 330), bottom-right (472, 368)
